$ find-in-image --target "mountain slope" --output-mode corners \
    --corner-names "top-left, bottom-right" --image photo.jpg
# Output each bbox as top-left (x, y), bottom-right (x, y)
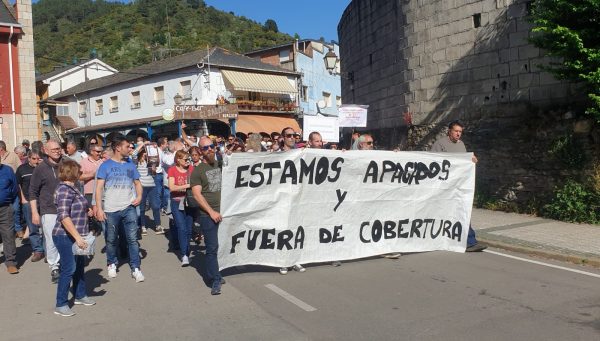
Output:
top-left (33, 0), bottom-right (293, 73)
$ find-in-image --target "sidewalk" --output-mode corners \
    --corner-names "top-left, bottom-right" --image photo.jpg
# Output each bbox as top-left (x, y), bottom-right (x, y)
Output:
top-left (471, 208), bottom-right (600, 267)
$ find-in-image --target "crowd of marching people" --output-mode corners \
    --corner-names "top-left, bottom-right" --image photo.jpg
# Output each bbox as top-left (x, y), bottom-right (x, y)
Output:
top-left (0, 120), bottom-right (485, 317)
top-left (0, 125), bottom-right (339, 316)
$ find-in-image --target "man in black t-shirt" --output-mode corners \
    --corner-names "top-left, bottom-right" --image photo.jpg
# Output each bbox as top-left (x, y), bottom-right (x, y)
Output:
top-left (16, 151), bottom-right (44, 261)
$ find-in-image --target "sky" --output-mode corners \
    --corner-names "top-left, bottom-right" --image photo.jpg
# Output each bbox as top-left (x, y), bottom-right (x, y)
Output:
top-left (204, 0), bottom-right (351, 42)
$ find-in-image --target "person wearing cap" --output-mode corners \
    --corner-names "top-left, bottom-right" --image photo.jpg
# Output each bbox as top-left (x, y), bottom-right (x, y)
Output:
top-left (22, 139), bottom-right (31, 154)
top-left (0, 149), bottom-right (19, 274)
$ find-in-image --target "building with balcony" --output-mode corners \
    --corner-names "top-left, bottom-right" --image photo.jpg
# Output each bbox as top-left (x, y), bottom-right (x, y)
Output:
top-left (246, 39), bottom-right (342, 118)
top-left (36, 58), bottom-right (118, 141)
top-left (48, 47), bottom-right (300, 145)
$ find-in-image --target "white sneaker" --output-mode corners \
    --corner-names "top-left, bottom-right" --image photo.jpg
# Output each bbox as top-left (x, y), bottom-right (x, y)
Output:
top-left (181, 256), bottom-right (190, 267)
top-left (141, 227), bottom-right (148, 236)
top-left (155, 226), bottom-right (165, 235)
top-left (292, 264), bottom-right (306, 273)
top-left (279, 267), bottom-right (288, 275)
top-left (107, 264), bottom-right (117, 278)
top-left (132, 268), bottom-right (145, 282)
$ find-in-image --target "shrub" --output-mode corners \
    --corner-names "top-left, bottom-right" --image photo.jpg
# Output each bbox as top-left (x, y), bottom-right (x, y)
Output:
top-left (548, 134), bottom-right (586, 169)
top-left (543, 180), bottom-right (600, 224)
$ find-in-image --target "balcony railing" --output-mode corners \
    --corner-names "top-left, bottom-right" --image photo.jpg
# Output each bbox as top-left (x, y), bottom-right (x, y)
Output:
top-left (109, 107), bottom-right (118, 113)
top-left (130, 103), bottom-right (141, 109)
top-left (153, 99), bottom-right (165, 106)
top-left (94, 110), bottom-right (103, 116)
top-left (78, 111), bottom-right (88, 118)
top-left (231, 98), bottom-right (298, 112)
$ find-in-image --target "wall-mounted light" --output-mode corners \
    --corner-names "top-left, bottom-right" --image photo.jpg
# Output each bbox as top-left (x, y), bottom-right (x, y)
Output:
top-left (173, 93), bottom-right (183, 105)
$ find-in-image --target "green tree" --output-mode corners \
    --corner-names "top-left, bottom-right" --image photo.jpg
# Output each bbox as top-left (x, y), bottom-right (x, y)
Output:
top-left (529, 0), bottom-right (600, 121)
top-left (264, 19), bottom-right (279, 32)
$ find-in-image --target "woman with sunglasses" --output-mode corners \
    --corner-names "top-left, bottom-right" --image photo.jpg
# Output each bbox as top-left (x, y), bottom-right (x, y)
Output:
top-left (168, 150), bottom-right (194, 266)
top-left (136, 148), bottom-right (164, 235)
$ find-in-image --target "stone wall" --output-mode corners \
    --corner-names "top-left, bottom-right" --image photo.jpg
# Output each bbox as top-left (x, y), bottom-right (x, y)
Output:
top-left (338, 0), bottom-right (599, 204)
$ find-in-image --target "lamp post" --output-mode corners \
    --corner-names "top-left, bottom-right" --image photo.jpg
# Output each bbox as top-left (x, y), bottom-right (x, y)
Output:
top-left (173, 93), bottom-right (183, 105)
top-left (323, 48), bottom-right (339, 73)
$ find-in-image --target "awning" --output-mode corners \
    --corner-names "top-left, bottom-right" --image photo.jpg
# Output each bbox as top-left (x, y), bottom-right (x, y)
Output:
top-left (67, 115), bottom-right (162, 134)
top-left (235, 114), bottom-right (300, 134)
top-left (221, 69), bottom-right (297, 94)
top-left (55, 116), bottom-right (78, 130)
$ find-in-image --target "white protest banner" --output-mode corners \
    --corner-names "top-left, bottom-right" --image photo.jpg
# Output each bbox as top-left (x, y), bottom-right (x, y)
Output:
top-left (337, 104), bottom-right (368, 127)
top-left (302, 115), bottom-right (340, 143)
top-left (218, 149), bottom-right (475, 270)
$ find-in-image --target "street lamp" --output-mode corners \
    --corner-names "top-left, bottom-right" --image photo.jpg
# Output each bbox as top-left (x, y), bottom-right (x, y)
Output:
top-left (323, 48), bottom-right (338, 73)
top-left (173, 93), bottom-right (183, 105)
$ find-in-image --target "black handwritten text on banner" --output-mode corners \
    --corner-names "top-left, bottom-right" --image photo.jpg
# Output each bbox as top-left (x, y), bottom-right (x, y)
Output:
top-left (218, 150), bottom-right (475, 270)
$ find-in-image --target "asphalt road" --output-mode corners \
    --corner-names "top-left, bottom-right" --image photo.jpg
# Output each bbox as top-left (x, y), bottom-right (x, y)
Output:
top-left (1, 225), bottom-right (599, 341)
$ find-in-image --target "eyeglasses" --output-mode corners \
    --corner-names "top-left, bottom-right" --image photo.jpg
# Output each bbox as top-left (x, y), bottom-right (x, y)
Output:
top-left (364, 141), bottom-right (374, 145)
top-left (201, 144), bottom-right (215, 151)
top-left (30, 157), bottom-right (40, 160)
top-left (48, 148), bottom-right (61, 152)
top-left (284, 133), bottom-right (298, 138)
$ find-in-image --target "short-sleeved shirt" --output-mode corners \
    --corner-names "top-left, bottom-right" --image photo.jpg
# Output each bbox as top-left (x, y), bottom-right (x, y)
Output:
top-left (167, 166), bottom-right (191, 201)
top-left (15, 163), bottom-right (35, 201)
top-left (79, 157), bottom-right (103, 194)
top-left (190, 162), bottom-right (221, 216)
top-left (96, 159), bottom-right (140, 213)
top-left (53, 182), bottom-right (89, 236)
top-left (65, 151), bottom-right (83, 164)
top-left (430, 136), bottom-right (467, 153)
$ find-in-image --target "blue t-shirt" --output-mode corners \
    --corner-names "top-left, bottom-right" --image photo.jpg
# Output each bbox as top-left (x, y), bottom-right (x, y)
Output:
top-left (96, 159), bottom-right (140, 212)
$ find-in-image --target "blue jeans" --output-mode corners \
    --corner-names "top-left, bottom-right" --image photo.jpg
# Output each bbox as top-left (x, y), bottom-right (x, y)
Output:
top-left (200, 215), bottom-right (221, 283)
top-left (105, 206), bottom-right (141, 270)
top-left (170, 199), bottom-right (193, 257)
top-left (12, 196), bottom-right (22, 232)
top-left (467, 224), bottom-right (478, 247)
top-left (22, 202), bottom-right (44, 253)
top-left (154, 175), bottom-right (169, 212)
top-left (139, 186), bottom-right (161, 228)
top-left (53, 235), bottom-right (86, 307)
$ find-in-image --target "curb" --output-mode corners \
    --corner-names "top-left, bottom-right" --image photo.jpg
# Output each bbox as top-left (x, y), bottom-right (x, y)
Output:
top-left (479, 238), bottom-right (600, 269)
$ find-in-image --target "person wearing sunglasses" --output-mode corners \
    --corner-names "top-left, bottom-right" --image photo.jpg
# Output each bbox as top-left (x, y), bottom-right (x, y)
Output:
top-left (190, 136), bottom-right (224, 295)
top-left (357, 134), bottom-right (374, 150)
top-left (277, 128), bottom-right (307, 274)
top-left (168, 150), bottom-right (195, 267)
top-left (280, 127), bottom-right (299, 152)
top-left (17, 151), bottom-right (44, 262)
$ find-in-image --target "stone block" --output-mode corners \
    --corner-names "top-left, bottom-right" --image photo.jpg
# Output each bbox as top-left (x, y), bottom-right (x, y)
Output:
top-left (473, 66), bottom-right (491, 80)
top-left (507, 3), bottom-right (526, 19)
top-left (539, 72), bottom-right (561, 85)
top-left (438, 61), bottom-right (453, 74)
top-left (470, 52), bottom-right (499, 68)
top-left (452, 83), bottom-right (470, 96)
top-left (408, 56), bottom-right (421, 69)
top-left (491, 63), bottom-right (510, 78)
top-left (509, 60), bottom-right (529, 75)
top-left (420, 53), bottom-right (433, 65)
top-left (425, 63), bottom-right (439, 76)
top-left (432, 49), bottom-right (446, 63)
top-left (509, 31), bottom-right (529, 47)
top-left (446, 44), bottom-right (470, 60)
top-left (518, 73), bottom-right (539, 88)
top-left (421, 75), bottom-right (441, 89)
top-left (518, 46), bottom-right (539, 60)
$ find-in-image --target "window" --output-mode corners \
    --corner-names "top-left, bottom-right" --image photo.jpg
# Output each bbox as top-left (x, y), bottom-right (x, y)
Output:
top-left (109, 96), bottom-right (118, 113)
top-left (473, 13), bottom-right (482, 28)
top-left (153, 86), bottom-right (165, 105)
top-left (78, 101), bottom-right (88, 117)
top-left (279, 49), bottom-right (290, 63)
top-left (301, 86), bottom-right (308, 101)
top-left (131, 91), bottom-right (140, 109)
top-left (249, 92), bottom-right (261, 101)
top-left (322, 92), bottom-right (332, 107)
top-left (95, 99), bottom-right (103, 116)
top-left (180, 80), bottom-right (192, 100)
top-left (336, 96), bottom-right (342, 107)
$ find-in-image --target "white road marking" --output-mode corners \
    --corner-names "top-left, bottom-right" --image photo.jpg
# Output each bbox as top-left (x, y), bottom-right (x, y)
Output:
top-left (265, 284), bottom-right (317, 312)
top-left (484, 250), bottom-right (600, 279)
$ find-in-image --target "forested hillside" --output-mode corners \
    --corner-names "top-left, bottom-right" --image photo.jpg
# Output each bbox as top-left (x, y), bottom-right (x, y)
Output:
top-left (33, 0), bottom-right (294, 73)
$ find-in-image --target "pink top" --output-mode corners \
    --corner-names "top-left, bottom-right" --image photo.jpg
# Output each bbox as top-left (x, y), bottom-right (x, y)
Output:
top-left (80, 157), bottom-right (103, 194)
